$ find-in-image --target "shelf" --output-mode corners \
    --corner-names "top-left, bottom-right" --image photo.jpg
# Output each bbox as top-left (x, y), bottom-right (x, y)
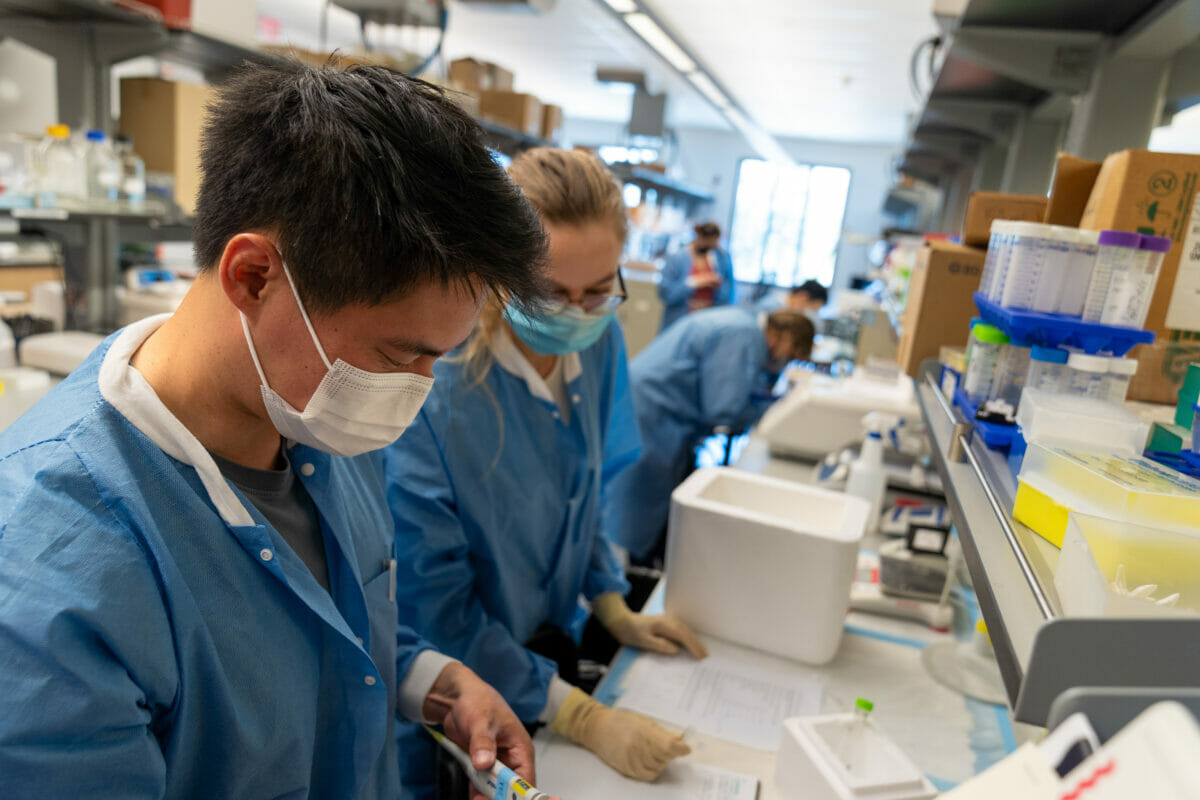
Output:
top-left (0, 0), bottom-right (161, 25)
top-left (898, 0), bottom-right (1169, 184)
top-left (916, 359), bottom-right (1200, 726)
top-left (478, 120), bottom-right (548, 154)
top-left (608, 163), bottom-right (713, 204)
top-left (163, 29), bottom-right (285, 81)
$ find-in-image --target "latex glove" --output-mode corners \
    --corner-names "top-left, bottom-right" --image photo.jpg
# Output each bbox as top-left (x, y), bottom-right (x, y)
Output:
top-left (423, 662), bottom-right (543, 800)
top-left (592, 592), bottom-right (708, 659)
top-left (551, 688), bottom-right (689, 781)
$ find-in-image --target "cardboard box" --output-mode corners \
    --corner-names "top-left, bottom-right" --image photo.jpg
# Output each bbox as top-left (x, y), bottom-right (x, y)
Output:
top-left (1079, 149), bottom-right (1200, 334)
top-left (119, 78), bottom-right (214, 215)
top-left (897, 240), bottom-right (987, 377)
top-left (1044, 152), bottom-right (1102, 227)
top-left (1126, 333), bottom-right (1200, 404)
top-left (541, 103), bottom-right (563, 141)
top-left (962, 191), bottom-right (1048, 246)
top-left (479, 90), bottom-right (542, 138)
top-left (449, 58), bottom-right (489, 92)
top-left (488, 63), bottom-right (514, 92)
top-left (450, 59), bottom-right (514, 93)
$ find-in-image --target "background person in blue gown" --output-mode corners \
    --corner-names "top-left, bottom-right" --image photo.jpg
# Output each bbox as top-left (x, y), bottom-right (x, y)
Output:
top-left (606, 306), bottom-right (815, 564)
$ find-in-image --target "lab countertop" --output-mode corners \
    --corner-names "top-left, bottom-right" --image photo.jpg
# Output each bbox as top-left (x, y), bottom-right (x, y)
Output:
top-left (531, 436), bottom-right (1032, 797)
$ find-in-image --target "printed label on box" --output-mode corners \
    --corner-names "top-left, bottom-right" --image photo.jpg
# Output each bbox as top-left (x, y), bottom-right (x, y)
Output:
top-left (1165, 191), bottom-right (1200, 331)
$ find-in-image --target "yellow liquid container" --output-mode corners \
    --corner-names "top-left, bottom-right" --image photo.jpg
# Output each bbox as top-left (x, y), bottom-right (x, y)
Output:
top-left (1014, 442), bottom-right (1200, 547)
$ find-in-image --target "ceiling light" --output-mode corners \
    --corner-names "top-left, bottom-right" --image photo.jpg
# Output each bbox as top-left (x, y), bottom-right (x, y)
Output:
top-left (687, 71), bottom-right (729, 109)
top-left (603, 0), bottom-right (638, 11)
top-left (624, 12), bottom-right (695, 72)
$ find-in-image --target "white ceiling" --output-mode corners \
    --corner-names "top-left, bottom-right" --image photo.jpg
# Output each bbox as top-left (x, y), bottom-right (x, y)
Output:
top-left (256, 0), bottom-right (940, 145)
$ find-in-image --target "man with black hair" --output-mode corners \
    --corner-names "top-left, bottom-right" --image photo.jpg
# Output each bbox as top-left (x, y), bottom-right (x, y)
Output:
top-left (0, 60), bottom-right (549, 799)
top-left (788, 279), bottom-right (829, 316)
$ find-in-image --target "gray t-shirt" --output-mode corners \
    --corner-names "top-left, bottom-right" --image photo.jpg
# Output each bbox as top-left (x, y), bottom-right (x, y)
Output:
top-left (211, 447), bottom-right (330, 592)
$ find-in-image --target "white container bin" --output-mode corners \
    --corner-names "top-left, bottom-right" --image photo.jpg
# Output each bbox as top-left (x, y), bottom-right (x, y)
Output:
top-left (1055, 513), bottom-right (1200, 618)
top-left (18, 331), bottom-right (105, 376)
top-left (776, 714), bottom-right (936, 800)
top-left (1016, 388), bottom-right (1149, 453)
top-left (665, 467), bottom-right (869, 665)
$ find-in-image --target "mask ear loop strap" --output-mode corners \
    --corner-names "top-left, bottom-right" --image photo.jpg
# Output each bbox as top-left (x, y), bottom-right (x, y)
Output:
top-left (240, 312), bottom-right (272, 387)
top-left (280, 260), bottom-right (333, 370)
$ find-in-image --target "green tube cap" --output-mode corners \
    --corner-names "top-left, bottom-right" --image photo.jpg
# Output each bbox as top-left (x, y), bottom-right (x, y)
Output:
top-left (971, 323), bottom-right (1009, 345)
top-left (855, 697), bottom-right (874, 713)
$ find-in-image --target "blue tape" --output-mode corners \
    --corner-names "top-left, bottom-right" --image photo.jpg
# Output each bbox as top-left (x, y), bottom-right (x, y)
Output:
top-left (494, 765), bottom-right (516, 800)
top-left (843, 623), bottom-right (927, 651)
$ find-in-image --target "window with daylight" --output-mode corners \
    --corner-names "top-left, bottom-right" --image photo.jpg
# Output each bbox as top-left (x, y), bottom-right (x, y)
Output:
top-left (728, 158), bottom-right (851, 287)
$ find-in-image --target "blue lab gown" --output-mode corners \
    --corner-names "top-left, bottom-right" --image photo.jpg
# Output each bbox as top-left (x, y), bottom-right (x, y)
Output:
top-left (605, 306), bottom-right (773, 560)
top-left (386, 321), bottom-right (641, 799)
top-left (0, 317), bottom-right (431, 799)
top-left (658, 245), bottom-right (735, 332)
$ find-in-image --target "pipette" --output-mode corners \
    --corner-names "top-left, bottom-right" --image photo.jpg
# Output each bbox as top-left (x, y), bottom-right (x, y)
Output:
top-left (423, 725), bottom-right (551, 800)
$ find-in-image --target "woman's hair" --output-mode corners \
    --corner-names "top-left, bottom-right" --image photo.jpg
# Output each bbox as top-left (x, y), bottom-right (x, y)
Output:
top-left (766, 310), bottom-right (816, 361)
top-left (459, 148), bottom-right (627, 379)
top-left (694, 221), bottom-right (721, 238)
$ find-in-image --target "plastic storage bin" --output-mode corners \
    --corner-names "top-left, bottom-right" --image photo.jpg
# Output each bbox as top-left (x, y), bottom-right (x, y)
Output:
top-left (1104, 357), bottom-right (1138, 405)
top-left (1055, 513), bottom-right (1200, 617)
top-left (1100, 234), bottom-right (1171, 328)
top-left (1015, 388), bottom-right (1150, 454)
top-left (1014, 443), bottom-right (1200, 547)
top-left (665, 467), bottom-right (869, 664)
top-left (1067, 352), bottom-right (1109, 399)
top-left (962, 323), bottom-right (1008, 404)
top-left (1082, 230), bottom-right (1142, 322)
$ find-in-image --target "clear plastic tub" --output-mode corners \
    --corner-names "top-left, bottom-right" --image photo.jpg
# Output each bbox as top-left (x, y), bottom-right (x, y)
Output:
top-left (996, 222), bottom-right (1073, 312)
top-left (1055, 512), bottom-right (1200, 617)
top-left (1067, 352), bottom-right (1109, 398)
top-left (1104, 357), bottom-right (1138, 405)
top-left (1057, 229), bottom-right (1099, 316)
top-left (962, 323), bottom-right (1008, 404)
top-left (1014, 443), bottom-right (1200, 547)
top-left (1081, 230), bottom-right (1141, 322)
top-left (981, 220), bottom-right (1015, 302)
top-left (1024, 345), bottom-right (1069, 394)
top-left (1099, 234), bottom-right (1171, 328)
top-left (1015, 387), bottom-right (1150, 453)
top-left (990, 343), bottom-right (1031, 410)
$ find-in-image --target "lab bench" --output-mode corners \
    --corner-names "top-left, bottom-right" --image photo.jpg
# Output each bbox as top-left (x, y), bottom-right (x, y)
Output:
top-left (914, 358), bottom-right (1200, 732)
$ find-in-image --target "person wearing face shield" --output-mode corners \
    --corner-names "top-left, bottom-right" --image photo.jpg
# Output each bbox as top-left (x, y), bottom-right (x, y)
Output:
top-left (0, 61), bottom-right (551, 800)
top-left (605, 307), bottom-right (815, 564)
top-left (657, 221), bottom-right (735, 332)
top-left (385, 149), bottom-right (707, 799)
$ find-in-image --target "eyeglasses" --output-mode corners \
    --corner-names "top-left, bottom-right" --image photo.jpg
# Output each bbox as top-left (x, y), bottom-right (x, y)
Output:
top-left (543, 270), bottom-right (627, 316)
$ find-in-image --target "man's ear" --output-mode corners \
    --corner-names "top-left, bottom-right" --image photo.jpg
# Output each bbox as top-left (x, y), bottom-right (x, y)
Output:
top-left (217, 233), bottom-right (284, 314)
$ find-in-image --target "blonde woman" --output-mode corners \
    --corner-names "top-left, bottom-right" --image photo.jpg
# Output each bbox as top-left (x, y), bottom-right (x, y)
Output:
top-left (386, 148), bottom-right (705, 798)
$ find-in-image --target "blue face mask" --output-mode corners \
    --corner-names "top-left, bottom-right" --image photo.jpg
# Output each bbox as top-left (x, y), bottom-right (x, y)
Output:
top-left (504, 304), bottom-right (613, 355)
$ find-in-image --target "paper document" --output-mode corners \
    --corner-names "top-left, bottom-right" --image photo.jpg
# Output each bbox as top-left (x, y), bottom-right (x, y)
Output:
top-left (536, 736), bottom-right (759, 800)
top-left (614, 652), bottom-right (822, 751)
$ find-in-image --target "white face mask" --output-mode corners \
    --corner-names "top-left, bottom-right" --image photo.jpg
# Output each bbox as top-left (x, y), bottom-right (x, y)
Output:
top-left (240, 262), bottom-right (434, 457)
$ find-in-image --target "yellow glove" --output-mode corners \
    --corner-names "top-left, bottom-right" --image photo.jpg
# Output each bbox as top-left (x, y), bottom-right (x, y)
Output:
top-left (551, 688), bottom-right (689, 781)
top-left (592, 592), bottom-right (708, 659)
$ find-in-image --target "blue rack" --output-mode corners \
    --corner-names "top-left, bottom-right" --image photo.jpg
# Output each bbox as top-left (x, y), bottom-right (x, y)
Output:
top-left (1146, 449), bottom-right (1200, 479)
top-left (953, 388), bottom-right (1016, 450)
top-left (973, 293), bottom-right (1156, 355)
